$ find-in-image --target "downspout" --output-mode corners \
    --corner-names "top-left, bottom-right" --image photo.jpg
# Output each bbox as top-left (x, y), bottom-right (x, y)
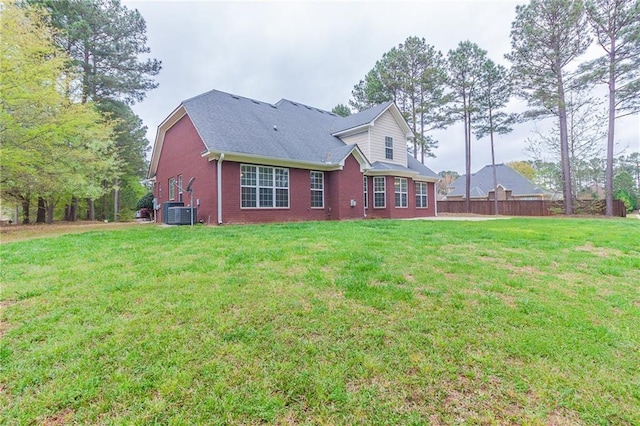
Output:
top-left (434, 182), bottom-right (438, 217)
top-left (217, 153), bottom-right (225, 225)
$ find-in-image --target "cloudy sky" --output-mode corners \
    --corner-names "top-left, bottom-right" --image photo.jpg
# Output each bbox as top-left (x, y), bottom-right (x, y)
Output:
top-left (124, 0), bottom-right (639, 174)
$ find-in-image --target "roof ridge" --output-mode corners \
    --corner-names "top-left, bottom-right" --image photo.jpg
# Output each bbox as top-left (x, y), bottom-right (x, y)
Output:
top-left (277, 98), bottom-right (336, 115)
top-left (183, 88), bottom-right (277, 108)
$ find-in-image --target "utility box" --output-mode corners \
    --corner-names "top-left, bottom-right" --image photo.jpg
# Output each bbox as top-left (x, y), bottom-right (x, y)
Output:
top-left (162, 201), bottom-right (184, 224)
top-left (167, 207), bottom-right (197, 225)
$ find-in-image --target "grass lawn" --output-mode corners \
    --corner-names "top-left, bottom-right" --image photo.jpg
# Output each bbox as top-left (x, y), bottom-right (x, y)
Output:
top-left (1, 218), bottom-right (639, 424)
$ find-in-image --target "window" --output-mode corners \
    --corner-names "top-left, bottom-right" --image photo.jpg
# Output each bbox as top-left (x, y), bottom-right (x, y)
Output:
top-left (177, 174), bottom-right (183, 201)
top-left (168, 177), bottom-right (176, 200)
top-left (310, 171), bottom-right (324, 208)
top-left (241, 164), bottom-right (289, 208)
top-left (385, 136), bottom-right (393, 160)
top-left (363, 176), bottom-right (368, 209)
top-left (416, 182), bottom-right (428, 208)
top-left (373, 176), bottom-right (386, 208)
top-left (395, 177), bottom-right (408, 208)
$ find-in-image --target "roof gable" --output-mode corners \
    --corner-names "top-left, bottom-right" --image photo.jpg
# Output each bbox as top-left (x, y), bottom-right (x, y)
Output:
top-left (330, 101), bottom-right (412, 138)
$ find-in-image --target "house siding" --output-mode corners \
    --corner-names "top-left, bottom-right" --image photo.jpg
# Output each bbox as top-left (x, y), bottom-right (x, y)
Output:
top-left (341, 130), bottom-right (370, 161)
top-left (153, 114), bottom-right (217, 224)
top-left (369, 110), bottom-right (408, 167)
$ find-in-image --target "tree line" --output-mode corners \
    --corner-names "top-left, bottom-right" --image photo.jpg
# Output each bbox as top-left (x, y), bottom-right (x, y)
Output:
top-left (1, 0), bottom-right (160, 224)
top-left (336, 0), bottom-right (639, 216)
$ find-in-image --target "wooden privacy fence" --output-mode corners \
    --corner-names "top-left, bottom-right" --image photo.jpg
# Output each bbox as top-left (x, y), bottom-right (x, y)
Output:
top-left (437, 199), bottom-right (627, 217)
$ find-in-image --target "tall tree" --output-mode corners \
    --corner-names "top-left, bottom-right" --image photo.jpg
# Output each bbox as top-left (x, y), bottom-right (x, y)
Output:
top-left (350, 37), bottom-right (450, 160)
top-left (0, 0), bottom-right (117, 223)
top-left (32, 0), bottom-right (161, 105)
top-left (524, 89), bottom-right (607, 197)
top-left (29, 0), bottom-right (160, 220)
top-left (473, 59), bottom-right (516, 215)
top-left (447, 41), bottom-right (488, 212)
top-left (506, 0), bottom-right (591, 215)
top-left (580, 0), bottom-right (640, 216)
top-left (400, 37), bottom-right (450, 162)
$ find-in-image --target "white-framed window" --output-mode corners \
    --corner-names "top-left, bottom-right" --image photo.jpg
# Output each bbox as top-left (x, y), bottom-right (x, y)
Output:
top-left (385, 136), bottom-right (393, 160)
top-left (168, 177), bottom-right (176, 200)
top-left (310, 171), bottom-right (324, 208)
top-left (177, 174), bottom-right (183, 201)
top-left (395, 177), bottom-right (408, 208)
top-left (416, 182), bottom-right (428, 208)
top-left (241, 164), bottom-right (289, 208)
top-left (373, 176), bottom-right (386, 208)
top-left (363, 176), bottom-right (368, 209)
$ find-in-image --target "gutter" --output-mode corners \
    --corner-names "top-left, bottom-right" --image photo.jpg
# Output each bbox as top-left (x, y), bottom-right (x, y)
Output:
top-left (217, 153), bottom-right (225, 225)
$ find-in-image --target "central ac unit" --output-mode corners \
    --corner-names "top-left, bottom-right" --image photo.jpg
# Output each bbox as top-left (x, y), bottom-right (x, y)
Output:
top-left (167, 207), bottom-right (196, 225)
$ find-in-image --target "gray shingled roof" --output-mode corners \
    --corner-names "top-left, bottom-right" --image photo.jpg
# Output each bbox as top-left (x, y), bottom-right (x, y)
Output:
top-left (407, 155), bottom-right (439, 179)
top-left (330, 101), bottom-right (394, 134)
top-left (370, 157), bottom-right (439, 180)
top-left (183, 90), bottom-right (348, 165)
top-left (448, 164), bottom-right (550, 198)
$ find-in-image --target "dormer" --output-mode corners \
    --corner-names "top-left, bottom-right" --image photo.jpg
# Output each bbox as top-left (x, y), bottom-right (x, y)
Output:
top-left (331, 102), bottom-right (413, 168)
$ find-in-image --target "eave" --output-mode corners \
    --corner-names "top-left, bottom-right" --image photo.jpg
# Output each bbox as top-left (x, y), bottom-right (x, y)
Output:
top-left (202, 149), bottom-right (372, 172)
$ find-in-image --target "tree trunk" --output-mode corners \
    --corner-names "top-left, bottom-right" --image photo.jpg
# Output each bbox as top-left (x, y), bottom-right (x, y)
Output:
top-left (87, 198), bottom-right (95, 221)
top-left (21, 197), bottom-right (30, 224)
top-left (557, 70), bottom-right (573, 215)
top-left (490, 126), bottom-right (499, 216)
top-left (36, 197), bottom-right (46, 223)
top-left (69, 197), bottom-right (78, 221)
top-left (63, 205), bottom-right (70, 221)
top-left (605, 38), bottom-right (616, 217)
top-left (102, 180), bottom-right (109, 221)
top-left (46, 202), bottom-right (54, 224)
top-left (113, 178), bottom-right (120, 222)
top-left (463, 92), bottom-right (471, 213)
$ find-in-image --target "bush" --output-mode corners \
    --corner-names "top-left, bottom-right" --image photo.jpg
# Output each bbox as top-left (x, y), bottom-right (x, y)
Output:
top-left (614, 190), bottom-right (635, 213)
top-left (136, 192), bottom-right (154, 210)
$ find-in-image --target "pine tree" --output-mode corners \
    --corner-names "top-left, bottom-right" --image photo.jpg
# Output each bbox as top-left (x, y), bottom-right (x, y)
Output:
top-left (506, 0), bottom-right (591, 215)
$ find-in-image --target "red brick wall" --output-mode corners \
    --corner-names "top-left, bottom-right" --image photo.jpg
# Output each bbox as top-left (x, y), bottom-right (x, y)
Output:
top-left (327, 155), bottom-right (366, 220)
top-left (153, 115), bottom-right (217, 224)
top-left (219, 154), bottom-right (367, 224)
top-left (221, 162), bottom-right (330, 224)
top-left (364, 176), bottom-right (436, 219)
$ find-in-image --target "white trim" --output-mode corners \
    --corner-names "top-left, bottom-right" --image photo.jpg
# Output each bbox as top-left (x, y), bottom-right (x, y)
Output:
top-left (240, 164), bottom-right (290, 209)
top-left (204, 148), bottom-right (371, 173)
top-left (373, 176), bottom-right (386, 209)
top-left (217, 153), bottom-right (224, 224)
top-left (331, 123), bottom-right (372, 138)
top-left (310, 171), bottom-right (324, 209)
top-left (415, 181), bottom-right (429, 209)
top-left (394, 177), bottom-right (408, 208)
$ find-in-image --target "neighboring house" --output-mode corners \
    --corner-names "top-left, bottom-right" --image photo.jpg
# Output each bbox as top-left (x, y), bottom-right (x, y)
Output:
top-left (446, 164), bottom-right (551, 201)
top-left (148, 89), bottom-right (439, 224)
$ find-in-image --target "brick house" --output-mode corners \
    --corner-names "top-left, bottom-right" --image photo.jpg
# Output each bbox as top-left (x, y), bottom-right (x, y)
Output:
top-left (148, 89), bottom-right (439, 224)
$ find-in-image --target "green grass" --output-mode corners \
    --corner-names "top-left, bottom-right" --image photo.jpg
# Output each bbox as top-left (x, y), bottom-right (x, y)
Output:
top-left (1, 218), bottom-right (639, 424)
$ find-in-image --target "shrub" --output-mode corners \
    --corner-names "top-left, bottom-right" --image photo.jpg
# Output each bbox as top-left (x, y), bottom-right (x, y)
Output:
top-left (614, 190), bottom-right (635, 212)
top-left (136, 192), bottom-right (154, 210)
